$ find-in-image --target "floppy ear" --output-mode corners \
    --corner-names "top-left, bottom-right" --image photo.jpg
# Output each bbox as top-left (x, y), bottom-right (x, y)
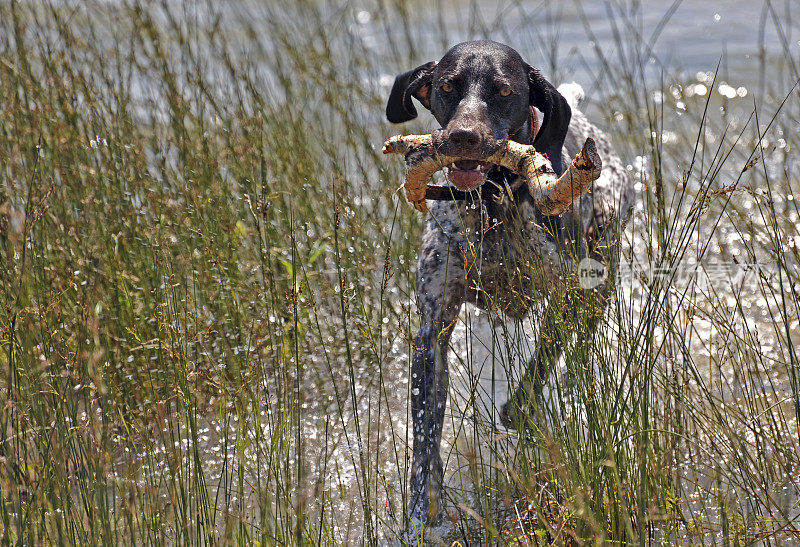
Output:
top-left (385, 61), bottom-right (437, 124)
top-left (526, 65), bottom-right (571, 174)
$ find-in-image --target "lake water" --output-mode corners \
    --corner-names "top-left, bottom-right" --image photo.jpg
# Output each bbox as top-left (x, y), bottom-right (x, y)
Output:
top-left (354, 0), bottom-right (798, 98)
top-left (358, 2), bottom-right (800, 543)
top-left (216, 1), bottom-right (800, 543)
top-left (39, 0), bottom-right (798, 543)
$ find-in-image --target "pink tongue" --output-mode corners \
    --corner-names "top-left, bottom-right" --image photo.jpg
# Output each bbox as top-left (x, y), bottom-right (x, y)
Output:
top-left (449, 168), bottom-right (485, 191)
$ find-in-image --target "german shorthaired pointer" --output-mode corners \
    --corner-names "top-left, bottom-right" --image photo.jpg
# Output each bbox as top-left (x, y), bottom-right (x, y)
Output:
top-left (385, 40), bottom-right (633, 536)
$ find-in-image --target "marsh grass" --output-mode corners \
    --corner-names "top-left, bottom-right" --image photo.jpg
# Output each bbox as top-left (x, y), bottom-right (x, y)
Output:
top-left (1, 0), bottom-right (799, 544)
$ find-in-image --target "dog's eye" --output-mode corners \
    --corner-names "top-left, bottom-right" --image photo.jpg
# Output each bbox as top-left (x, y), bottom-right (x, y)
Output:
top-left (499, 87), bottom-right (512, 97)
top-left (441, 82), bottom-right (454, 93)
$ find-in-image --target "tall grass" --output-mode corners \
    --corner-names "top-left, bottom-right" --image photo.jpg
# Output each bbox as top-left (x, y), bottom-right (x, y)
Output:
top-left (0, 0), bottom-right (798, 544)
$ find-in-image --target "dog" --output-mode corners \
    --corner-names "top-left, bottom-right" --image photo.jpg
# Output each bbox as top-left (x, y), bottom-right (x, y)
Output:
top-left (385, 40), bottom-right (634, 536)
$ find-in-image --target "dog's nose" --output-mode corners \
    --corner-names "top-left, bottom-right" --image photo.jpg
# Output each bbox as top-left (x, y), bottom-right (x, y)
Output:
top-left (448, 128), bottom-right (482, 149)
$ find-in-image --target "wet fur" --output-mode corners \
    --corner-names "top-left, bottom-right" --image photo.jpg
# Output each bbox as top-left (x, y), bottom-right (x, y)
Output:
top-left (386, 40), bottom-right (634, 535)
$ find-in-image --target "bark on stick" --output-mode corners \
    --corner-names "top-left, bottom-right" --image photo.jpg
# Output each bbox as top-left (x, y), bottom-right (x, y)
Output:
top-left (382, 134), bottom-right (602, 214)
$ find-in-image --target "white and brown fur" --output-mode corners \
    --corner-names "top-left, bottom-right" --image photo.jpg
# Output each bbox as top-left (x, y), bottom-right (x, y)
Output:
top-left (386, 41), bottom-right (634, 535)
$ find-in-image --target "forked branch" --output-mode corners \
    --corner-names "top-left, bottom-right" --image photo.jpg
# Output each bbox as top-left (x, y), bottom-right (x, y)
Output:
top-left (382, 134), bottom-right (602, 214)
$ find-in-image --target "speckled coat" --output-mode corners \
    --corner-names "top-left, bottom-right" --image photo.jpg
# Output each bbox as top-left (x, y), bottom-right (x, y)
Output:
top-left (407, 94), bottom-right (634, 528)
top-left (415, 100), bottom-right (633, 325)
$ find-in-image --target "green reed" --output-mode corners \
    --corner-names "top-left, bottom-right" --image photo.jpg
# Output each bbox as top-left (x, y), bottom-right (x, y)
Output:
top-left (0, 0), bottom-right (798, 545)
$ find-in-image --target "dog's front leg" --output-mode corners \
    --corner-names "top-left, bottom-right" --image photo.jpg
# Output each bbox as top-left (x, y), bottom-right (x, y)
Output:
top-left (406, 224), bottom-right (466, 537)
top-left (408, 321), bottom-right (450, 529)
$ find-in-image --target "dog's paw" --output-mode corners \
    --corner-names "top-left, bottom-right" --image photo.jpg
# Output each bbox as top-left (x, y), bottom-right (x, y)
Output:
top-left (401, 517), bottom-right (425, 546)
top-left (401, 511), bottom-right (455, 546)
top-left (500, 397), bottom-right (540, 431)
top-left (499, 399), bottom-right (525, 430)
top-left (499, 400), bottom-right (514, 429)
top-left (404, 469), bottom-right (447, 545)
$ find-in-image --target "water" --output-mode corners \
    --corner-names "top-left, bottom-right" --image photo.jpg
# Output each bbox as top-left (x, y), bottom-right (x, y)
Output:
top-left (219, 1), bottom-right (800, 543)
top-left (367, 3), bottom-right (800, 543)
top-left (34, 0), bottom-right (798, 543)
top-left (387, 1), bottom-right (793, 79)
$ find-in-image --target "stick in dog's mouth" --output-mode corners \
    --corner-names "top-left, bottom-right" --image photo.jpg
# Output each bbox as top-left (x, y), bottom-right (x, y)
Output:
top-left (382, 132), bottom-right (602, 214)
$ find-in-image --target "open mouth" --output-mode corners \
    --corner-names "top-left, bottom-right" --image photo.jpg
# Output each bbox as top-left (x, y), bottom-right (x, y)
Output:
top-left (447, 160), bottom-right (491, 191)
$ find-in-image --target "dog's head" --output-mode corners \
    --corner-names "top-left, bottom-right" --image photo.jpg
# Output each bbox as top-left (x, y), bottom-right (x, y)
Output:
top-left (386, 40), bottom-right (571, 191)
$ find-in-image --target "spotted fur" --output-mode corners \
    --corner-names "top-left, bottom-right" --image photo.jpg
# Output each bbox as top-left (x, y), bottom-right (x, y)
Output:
top-left (387, 41), bottom-right (634, 535)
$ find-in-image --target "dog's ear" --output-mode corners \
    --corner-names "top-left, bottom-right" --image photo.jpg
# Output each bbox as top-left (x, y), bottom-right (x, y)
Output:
top-left (386, 61), bottom-right (437, 124)
top-left (526, 64), bottom-right (571, 174)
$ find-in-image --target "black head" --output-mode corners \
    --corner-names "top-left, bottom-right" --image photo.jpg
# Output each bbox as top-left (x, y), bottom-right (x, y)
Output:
top-left (386, 40), bottom-right (572, 181)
